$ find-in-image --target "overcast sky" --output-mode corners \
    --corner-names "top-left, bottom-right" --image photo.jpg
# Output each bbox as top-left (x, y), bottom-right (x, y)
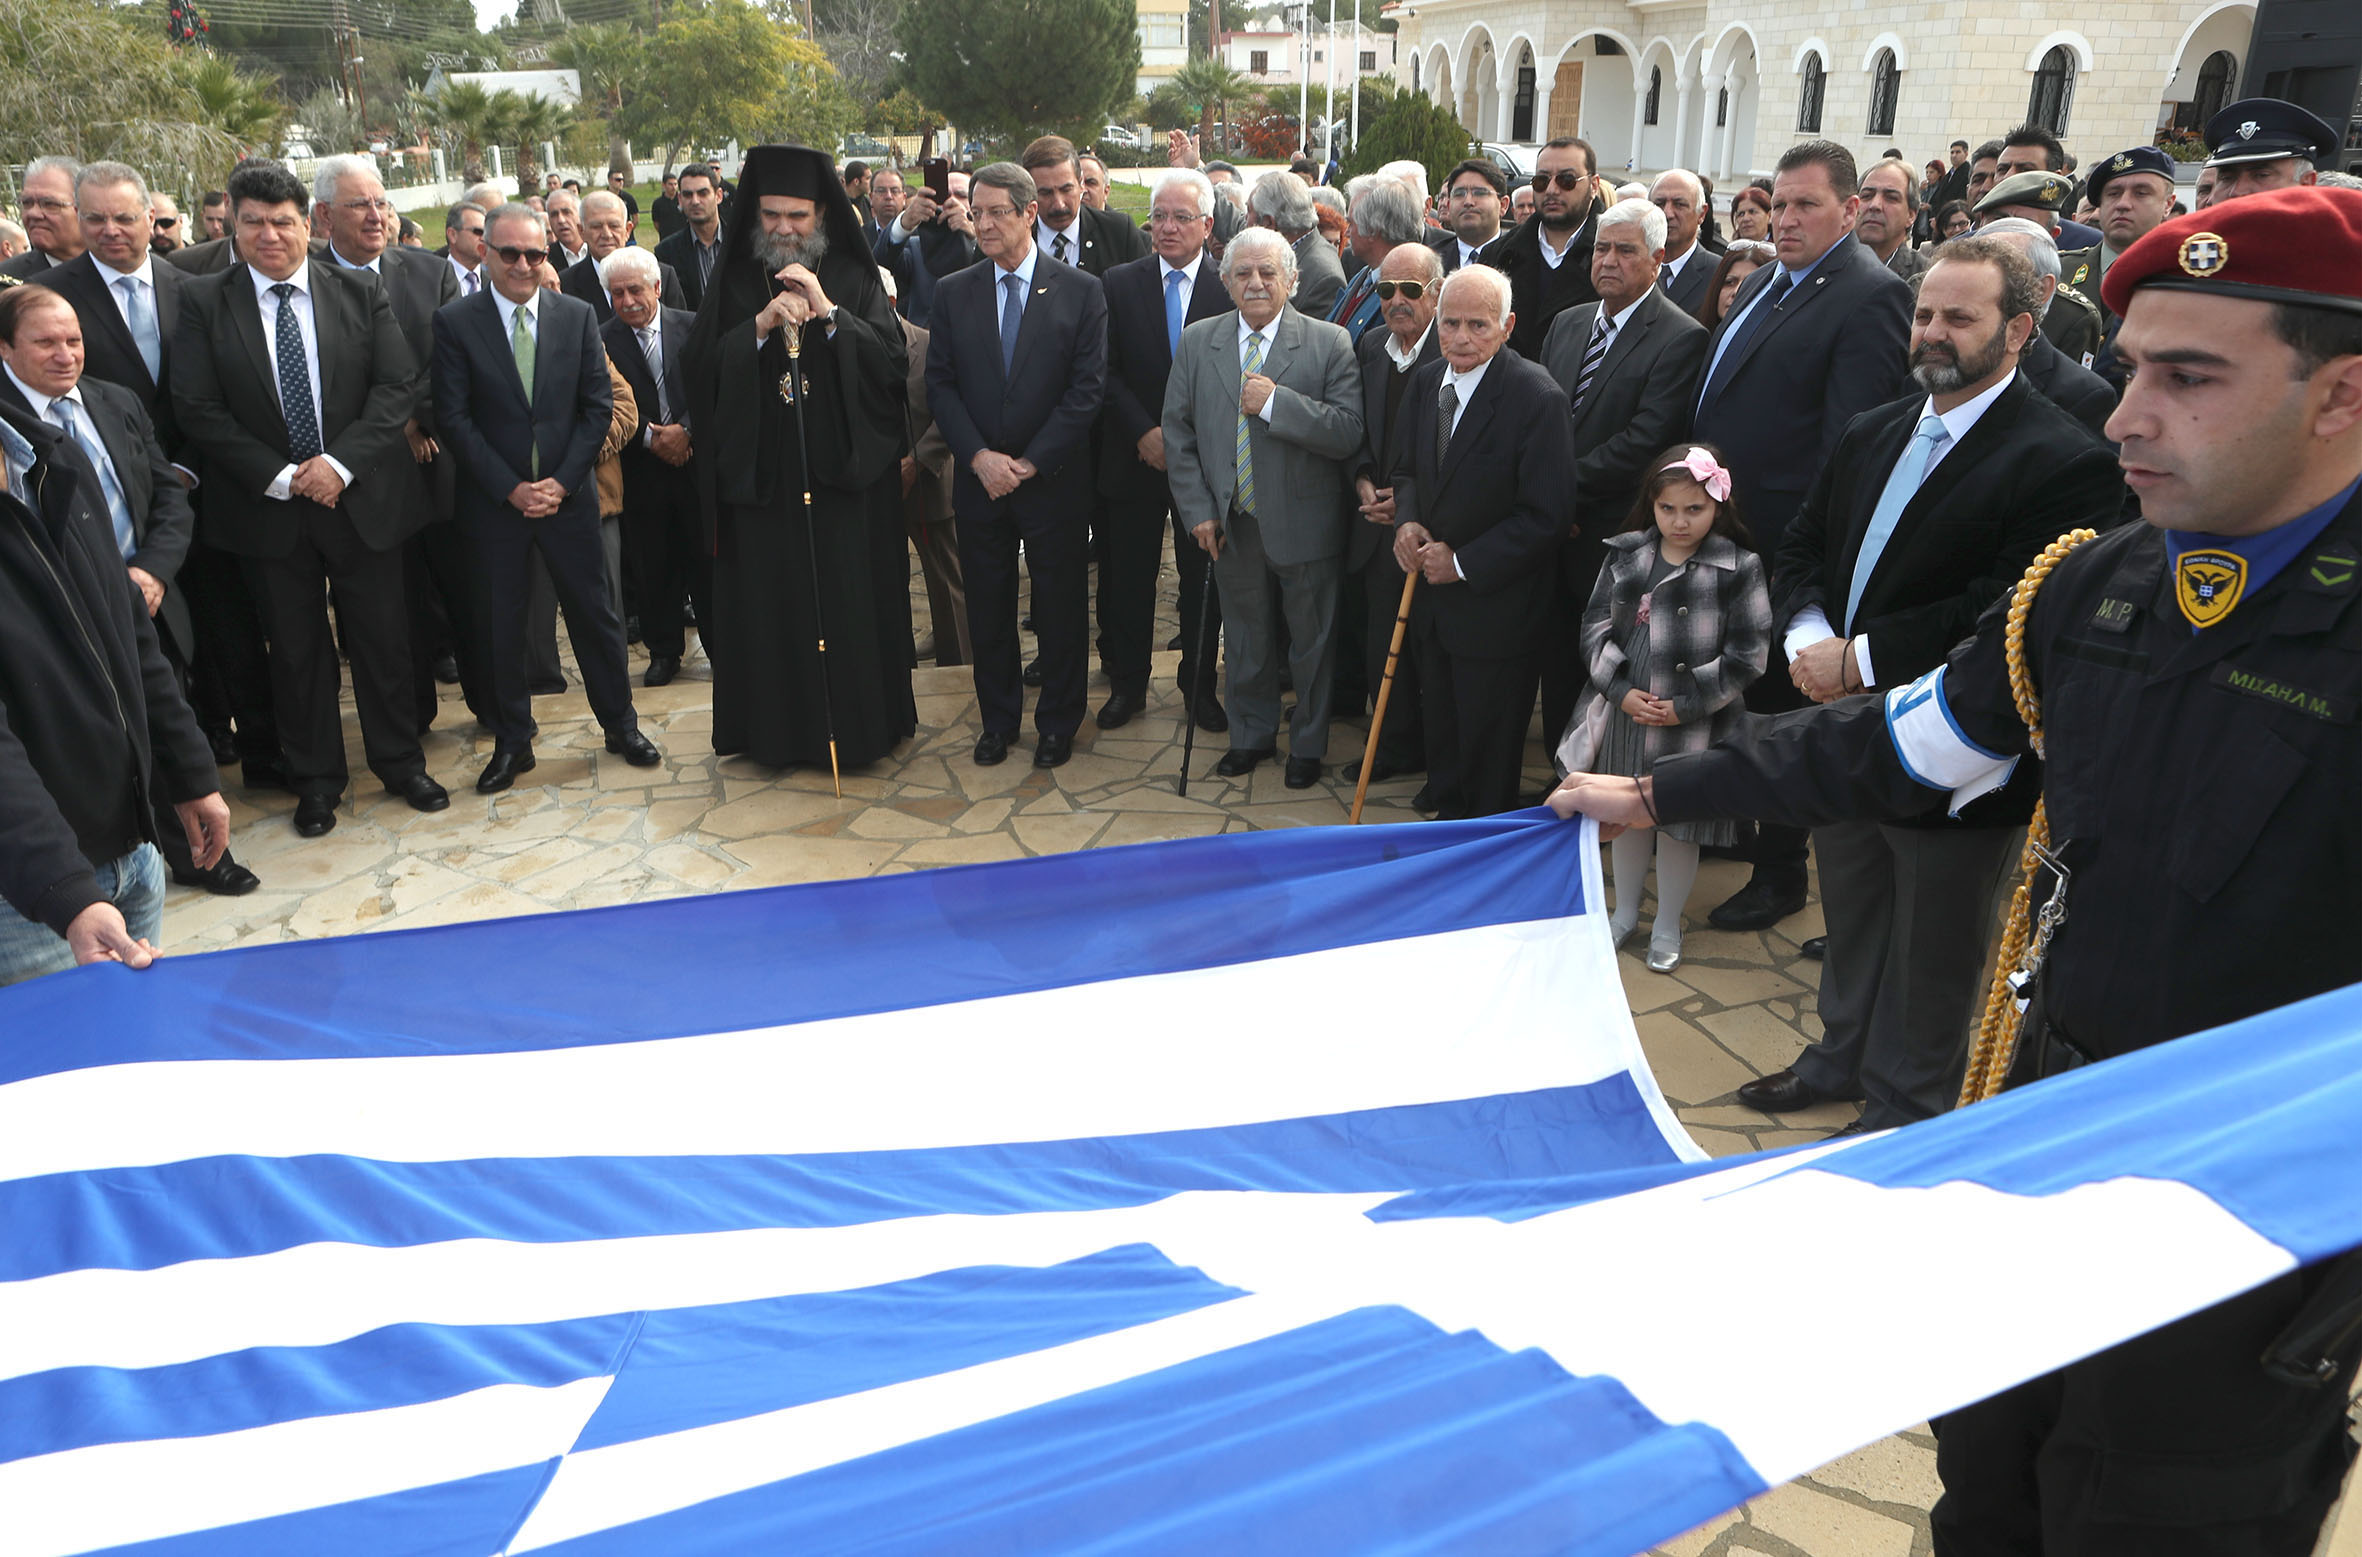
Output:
top-left (471, 0), bottom-right (515, 30)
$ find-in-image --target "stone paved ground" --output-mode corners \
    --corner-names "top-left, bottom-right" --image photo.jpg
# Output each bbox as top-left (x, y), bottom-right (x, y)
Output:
top-left (153, 567), bottom-right (2360, 1557)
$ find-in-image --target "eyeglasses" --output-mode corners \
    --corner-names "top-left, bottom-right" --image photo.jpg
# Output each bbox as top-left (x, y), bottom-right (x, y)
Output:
top-left (1373, 280), bottom-right (1427, 300)
top-left (1148, 209), bottom-right (1206, 226)
top-left (493, 245), bottom-right (549, 266)
top-left (1532, 170), bottom-right (1591, 192)
top-left (154, 217), bottom-right (179, 229)
top-left (21, 196), bottom-right (71, 213)
top-left (336, 198), bottom-right (395, 214)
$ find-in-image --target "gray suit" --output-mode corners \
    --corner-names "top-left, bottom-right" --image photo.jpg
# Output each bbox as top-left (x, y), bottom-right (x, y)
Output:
top-left (1164, 304), bottom-right (1363, 759)
top-left (1288, 231), bottom-right (1347, 323)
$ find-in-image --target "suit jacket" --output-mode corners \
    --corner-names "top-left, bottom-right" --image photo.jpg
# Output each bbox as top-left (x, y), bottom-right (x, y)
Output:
top-left (1658, 240), bottom-right (1724, 315)
top-left (1771, 372), bottom-right (2120, 686)
top-left (1288, 229), bottom-right (1347, 321)
top-left (876, 218), bottom-right (978, 331)
top-left (1690, 233), bottom-right (1912, 556)
top-left (900, 316), bottom-right (953, 525)
top-left (652, 225), bottom-right (723, 312)
top-left (1097, 252), bottom-right (1232, 502)
top-left (30, 253), bottom-right (188, 464)
top-left (0, 373), bottom-right (196, 654)
top-left (1387, 351), bottom-right (1577, 658)
top-left (1539, 288), bottom-right (1710, 526)
top-left (2021, 334), bottom-right (2116, 440)
top-left (1042, 203), bottom-right (1149, 278)
top-left (1348, 322), bottom-right (1441, 570)
top-left (431, 288), bottom-right (613, 529)
top-left (169, 260), bottom-right (423, 557)
top-left (1494, 208), bottom-right (1603, 359)
top-left (1327, 261), bottom-right (1385, 342)
top-left (1426, 226), bottom-right (1509, 274)
top-left (324, 245), bottom-right (459, 426)
top-left (601, 304), bottom-right (693, 496)
top-left (1163, 304), bottom-right (1364, 567)
top-left (1883, 242), bottom-right (1933, 283)
top-left (924, 255), bottom-right (1107, 524)
top-left (0, 247), bottom-right (60, 280)
top-left (561, 253), bottom-right (687, 323)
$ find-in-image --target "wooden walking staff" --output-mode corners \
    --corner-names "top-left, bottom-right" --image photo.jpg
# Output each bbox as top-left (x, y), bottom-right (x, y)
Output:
top-left (1348, 568), bottom-right (1420, 824)
top-left (778, 321), bottom-right (842, 798)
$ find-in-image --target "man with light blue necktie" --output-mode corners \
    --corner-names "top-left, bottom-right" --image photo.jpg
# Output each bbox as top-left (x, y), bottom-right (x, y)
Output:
top-left (1736, 235), bottom-right (2124, 1132)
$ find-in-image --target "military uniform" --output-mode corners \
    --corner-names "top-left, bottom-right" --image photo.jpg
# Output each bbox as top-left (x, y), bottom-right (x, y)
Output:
top-left (1645, 185), bottom-right (2362, 1553)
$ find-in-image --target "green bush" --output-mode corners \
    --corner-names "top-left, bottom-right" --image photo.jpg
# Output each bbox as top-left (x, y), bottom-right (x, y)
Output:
top-left (1337, 85), bottom-right (1474, 195)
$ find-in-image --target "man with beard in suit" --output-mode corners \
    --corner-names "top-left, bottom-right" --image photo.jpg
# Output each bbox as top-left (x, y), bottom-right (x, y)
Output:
top-left (1494, 136), bottom-right (1605, 360)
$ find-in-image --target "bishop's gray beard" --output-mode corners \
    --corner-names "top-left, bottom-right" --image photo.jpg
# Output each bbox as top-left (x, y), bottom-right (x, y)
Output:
top-left (753, 225), bottom-right (829, 273)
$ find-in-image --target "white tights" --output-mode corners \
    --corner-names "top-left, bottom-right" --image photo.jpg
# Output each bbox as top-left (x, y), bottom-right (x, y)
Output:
top-left (1610, 828), bottom-right (1701, 953)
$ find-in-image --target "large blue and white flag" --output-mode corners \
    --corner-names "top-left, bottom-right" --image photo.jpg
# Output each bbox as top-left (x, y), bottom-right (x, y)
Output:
top-left (4, 814), bottom-right (2361, 1556)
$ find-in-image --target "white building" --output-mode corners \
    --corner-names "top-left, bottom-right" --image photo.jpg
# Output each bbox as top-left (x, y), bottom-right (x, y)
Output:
top-left (1387, 1), bottom-right (2258, 183)
top-left (1219, 21), bottom-right (1399, 85)
top-left (1137, 0), bottom-right (1190, 97)
top-left (443, 68), bottom-right (583, 108)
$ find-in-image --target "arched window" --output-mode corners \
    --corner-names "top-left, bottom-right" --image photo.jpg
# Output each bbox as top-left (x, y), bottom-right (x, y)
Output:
top-left (1644, 65), bottom-right (1662, 126)
top-left (1797, 52), bottom-right (1825, 133)
top-left (2195, 49), bottom-right (2237, 125)
top-left (1716, 85), bottom-right (1729, 128)
top-left (1411, 54), bottom-right (1421, 92)
top-left (1866, 47), bottom-right (1899, 137)
top-left (2028, 44), bottom-right (2076, 134)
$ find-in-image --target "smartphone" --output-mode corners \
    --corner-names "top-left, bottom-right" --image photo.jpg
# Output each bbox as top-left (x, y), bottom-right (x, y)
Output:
top-left (921, 158), bottom-right (951, 201)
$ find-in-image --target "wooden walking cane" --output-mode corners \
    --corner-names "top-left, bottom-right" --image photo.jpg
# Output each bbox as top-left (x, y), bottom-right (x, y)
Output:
top-left (1349, 568), bottom-right (1420, 824)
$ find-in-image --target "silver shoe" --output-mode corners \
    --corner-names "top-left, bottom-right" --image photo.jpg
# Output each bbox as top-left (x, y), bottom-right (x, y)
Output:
top-left (1645, 943), bottom-right (1683, 974)
top-left (1610, 919), bottom-right (1639, 950)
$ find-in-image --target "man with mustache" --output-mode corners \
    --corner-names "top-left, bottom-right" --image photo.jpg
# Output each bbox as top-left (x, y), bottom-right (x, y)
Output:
top-left (1732, 234), bottom-right (2121, 1130)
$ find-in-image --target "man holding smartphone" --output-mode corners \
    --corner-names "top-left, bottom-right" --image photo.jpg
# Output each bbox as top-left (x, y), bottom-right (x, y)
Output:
top-left (874, 163), bottom-right (976, 331)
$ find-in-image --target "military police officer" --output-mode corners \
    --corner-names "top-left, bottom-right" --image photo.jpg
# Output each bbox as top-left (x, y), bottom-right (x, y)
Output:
top-left (1974, 170), bottom-right (2105, 366)
top-left (1551, 184), bottom-right (2362, 1553)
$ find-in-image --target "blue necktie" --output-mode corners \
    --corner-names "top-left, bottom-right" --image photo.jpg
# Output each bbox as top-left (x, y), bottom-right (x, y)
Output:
top-left (1697, 269), bottom-right (1792, 414)
top-left (270, 282), bottom-right (323, 462)
top-left (51, 398), bottom-right (135, 558)
top-left (999, 272), bottom-right (1023, 376)
top-left (118, 276), bottom-right (161, 383)
top-left (1845, 413), bottom-right (1948, 630)
top-left (1164, 268), bottom-right (1187, 358)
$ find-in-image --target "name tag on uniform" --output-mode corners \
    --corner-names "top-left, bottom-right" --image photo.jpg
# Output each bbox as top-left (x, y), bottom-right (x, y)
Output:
top-left (2209, 663), bottom-right (2353, 724)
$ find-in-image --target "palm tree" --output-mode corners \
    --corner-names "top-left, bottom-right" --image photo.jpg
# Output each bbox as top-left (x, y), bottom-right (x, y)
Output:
top-left (548, 22), bottom-right (641, 173)
top-left (182, 51), bottom-right (284, 154)
top-left (505, 93), bottom-right (572, 195)
top-left (432, 78), bottom-right (498, 179)
top-left (1172, 56), bottom-right (1252, 153)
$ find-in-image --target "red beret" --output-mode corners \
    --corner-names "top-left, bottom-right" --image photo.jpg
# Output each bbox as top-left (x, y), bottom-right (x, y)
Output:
top-left (2102, 185), bottom-right (2362, 319)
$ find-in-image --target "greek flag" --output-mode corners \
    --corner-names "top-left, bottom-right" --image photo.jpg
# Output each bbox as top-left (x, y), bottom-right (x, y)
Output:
top-left (4, 816), bottom-right (2359, 1555)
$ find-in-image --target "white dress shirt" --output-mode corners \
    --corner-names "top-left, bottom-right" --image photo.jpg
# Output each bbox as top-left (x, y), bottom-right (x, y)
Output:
top-left (1236, 314), bottom-right (1282, 424)
top-left (1160, 252), bottom-right (1202, 292)
top-left (494, 286), bottom-right (541, 357)
top-left (1036, 217), bottom-right (1082, 266)
top-left (1783, 369), bottom-right (2020, 683)
top-left (1383, 321), bottom-right (1435, 371)
top-left (248, 261), bottom-right (351, 498)
top-left (1660, 241), bottom-right (1699, 288)
top-left (450, 256), bottom-right (481, 296)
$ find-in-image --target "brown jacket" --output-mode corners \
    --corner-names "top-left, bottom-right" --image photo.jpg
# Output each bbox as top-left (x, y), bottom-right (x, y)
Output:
top-left (594, 358), bottom-right (637, 517)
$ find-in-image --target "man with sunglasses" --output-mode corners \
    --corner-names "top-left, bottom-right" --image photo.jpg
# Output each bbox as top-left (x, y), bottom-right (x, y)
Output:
top-left (148, 194), bottom-right (184, 256)
top-left (1494, 136), bottom-right (1604, 360)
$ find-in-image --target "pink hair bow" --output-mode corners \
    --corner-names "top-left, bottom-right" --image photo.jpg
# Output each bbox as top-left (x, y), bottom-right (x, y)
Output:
top-left (1676, 448), bottom-right (1732, 503)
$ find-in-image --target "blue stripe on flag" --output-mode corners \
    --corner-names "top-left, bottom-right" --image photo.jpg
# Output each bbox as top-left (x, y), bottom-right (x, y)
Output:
top-left (528, 1309), bottom-right (1765, 1557)
top-left (1, 1079), bottom-right (1678, 1281)
top-left (83, 1463), bottom-right (558, 1557)
top-left (0, 817), bottom-right (1585, 1085)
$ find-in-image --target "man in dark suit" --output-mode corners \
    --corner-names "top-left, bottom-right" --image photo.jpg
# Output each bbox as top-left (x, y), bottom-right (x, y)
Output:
top-left (432, 203), bottom-right (661, 793)
top-left (311, 154), bottom-right (477, 735)
top-left (170, 161), bottom-right (448, 838)
top-left (1344, 241), bottom-right (1442, 790)
top-left (31, 164), bottom-right (191, 477)
top-left (0, 156), bottom-right (82, 280)
top-left (1425, 158), bottom-right (1509, 274)
top-left (1495, 136), bottom-right (1604, 359)
top-left (652, 162), bottom-right (726, 313)
top-left (1247, 170), bottom-right (1345, 320)
top-left (1020, 136), bottom-right (1149, 278)
top-left (1650, 169), bottom-right (1724, 315)
top-left (1535, 198), bottom-right (1711, 747)
top-left (924, 161), bottom-right (1108, 770)
top-left (1387, 266), bottom-right (1577, 818)
top-left (564, 192), bottom-right (686, 324)
top-left (1691, 138), bottom-right (1912, 930)
top-left (1095, 168), bottom-right (1232, 733)
top-left (600, 247), bottom-right (706, 688)
top-left (876, 169), bottom-right (977, 331)
top-left (1740, 236), bottom-right (2122, 1129)
top-left (1326, 176), bottom-right (1424, 343)
top-left (0, 284), bottom-right (259, 897)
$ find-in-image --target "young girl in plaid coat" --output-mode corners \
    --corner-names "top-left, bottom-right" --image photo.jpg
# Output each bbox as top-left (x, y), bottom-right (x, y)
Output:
top-left (1556, 445), bottom-right (1771, 972)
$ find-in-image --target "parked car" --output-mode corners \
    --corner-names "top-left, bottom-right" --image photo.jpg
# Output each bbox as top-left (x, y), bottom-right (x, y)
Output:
top-left (1480, 142), bottom-right (1542, 184)
top-left (1100, 124), bottom-right (1142, 151)
top-left (839, 133), bottom-right (893, 160)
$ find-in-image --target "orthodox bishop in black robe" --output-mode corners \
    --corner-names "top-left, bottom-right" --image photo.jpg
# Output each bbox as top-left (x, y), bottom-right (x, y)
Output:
top-left (685, 143), bottom-right (915, 769)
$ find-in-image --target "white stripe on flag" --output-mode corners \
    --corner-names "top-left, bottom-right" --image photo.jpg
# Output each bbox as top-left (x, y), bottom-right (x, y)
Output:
top-left (0, 921), bottom-right (1635, 1184)
top-left (0, 1376), bottom-right (613, 1557)
top-left (507, 1291), bottom-right (1343, 1552)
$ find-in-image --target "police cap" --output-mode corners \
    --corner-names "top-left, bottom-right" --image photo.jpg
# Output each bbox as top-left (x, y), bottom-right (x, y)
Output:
top-left (1973, 170), bottom-right (2076, 218)
top-left (2204, 97), bottom-right (2341, 169)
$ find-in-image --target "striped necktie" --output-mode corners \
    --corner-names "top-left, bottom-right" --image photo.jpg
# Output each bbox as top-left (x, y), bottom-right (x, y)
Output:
top-left (1234, 330), bottom-right (1266, 514)
top-left (1435, 380), bottom-right (1459, 469)
top-left (1568, 312), bottom-right (1613, 418)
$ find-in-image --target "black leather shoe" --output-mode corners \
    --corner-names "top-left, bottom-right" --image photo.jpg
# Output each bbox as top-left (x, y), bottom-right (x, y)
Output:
top-left (606, 729), bottom-right (662, 767)
top-left (174, 857), bottom-right (261, 896)
top-left (1706, 875), bottom-right (1809, 932)
top-left (1343, 755), bottom-right (1420, 784)
top-left (1033, 731), bottom-right (1073, 768)
top-left (1095, 691), bottom-right (1142, 729)
top-left (1799, 935), bottom-right (1827, 961)
top-left (1166, 632), bottom-right (1183, 651)
top-left (392, 772), bottom-right (450, 812)
top-left (643, 655), bottom-right (681, 688)
top-left (476, 747), bottom-right (536, 793)
top-left (241, 757), bottom-right (293, 793)
top-left (1411, 784), bottom-right (1440, 815)
top-left (1022, 657), bottom-right (1045, 687)
top-left (293, 795), bottom-right (338, 837)
top-left (973, 730), bottom-right (1011, 766)
top-left (1184, 693), bottom-right (1228, 733)
top-left (1284, 756), bottom-right (1321, 789)
top-left (1215, 746), bottom-right (1275, 777)
top-left (1735, 1068), bottom-right (1852, 1113)
top-left (431, 653), bottom-right (461, 686)
top-left (206, 726), bottom-right (239, 764)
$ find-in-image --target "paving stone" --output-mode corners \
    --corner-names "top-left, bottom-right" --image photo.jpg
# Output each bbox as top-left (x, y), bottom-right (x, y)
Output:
top-left (957, 797), bottom-right (1016, 834)
top-left (1635, 1010), bottom-right (1757, 1106)
top-left (644, 844), bottom-right (736, 890)
top-left (699, 787), bottom-right (862, 839)
top-left (1811, 1433), bottom-right (1943, 1509)
top-left (897, 833), bottom-right (1029, 866)
top-left (1746, 1482), bottom-right (1915, 1557)
top-left (572, 807), bottom-right (643, 843)
top-left (516, 841), bottom-right (649, 901)
top-left (1698, 1005), bottom-right (1812, 1074)
top-left (1673, 962), bottom-right (1809, 1008)
top-left (720, 834), bottom-right (901, 885)
top-left (1620, 956), bottom-right (1694, 1014)
top-left (1013, 813), bottom-right (1112, 855)
top-left (845, 807), bottom-right (952, 840)
top-left (1098, 812), bottom-right (1228, 848)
